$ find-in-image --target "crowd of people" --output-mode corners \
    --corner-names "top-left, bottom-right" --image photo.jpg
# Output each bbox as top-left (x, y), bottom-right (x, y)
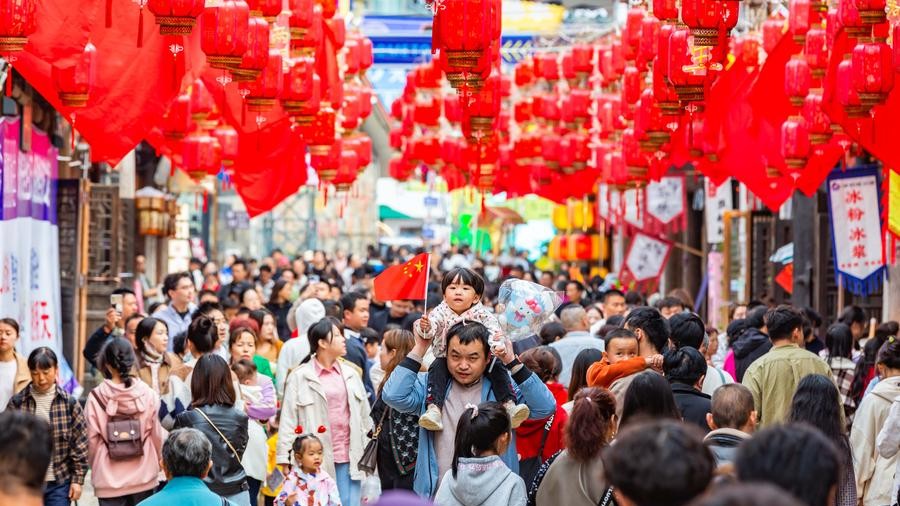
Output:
top-left (1, 245), bottom-right (900, 506)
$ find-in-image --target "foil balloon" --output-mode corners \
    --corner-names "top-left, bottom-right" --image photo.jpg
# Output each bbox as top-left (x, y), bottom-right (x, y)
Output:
top-left (496, 279), bottom-right (563, 341)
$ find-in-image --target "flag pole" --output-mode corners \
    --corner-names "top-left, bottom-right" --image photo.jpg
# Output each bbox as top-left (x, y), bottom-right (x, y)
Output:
top-left (423, 253), bottom-right (431, 314)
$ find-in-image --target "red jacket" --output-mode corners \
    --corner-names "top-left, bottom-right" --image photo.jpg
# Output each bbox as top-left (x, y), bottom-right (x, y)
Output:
top-left (515, 383), bottom-right (568, 461)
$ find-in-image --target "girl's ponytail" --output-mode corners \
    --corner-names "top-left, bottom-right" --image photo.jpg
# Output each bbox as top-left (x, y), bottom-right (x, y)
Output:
top-left (450, 402), bottom-right (510, 477)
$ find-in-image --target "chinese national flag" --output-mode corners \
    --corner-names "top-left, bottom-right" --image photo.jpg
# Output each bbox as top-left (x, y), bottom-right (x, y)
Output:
top-left (373, 253), bottom-right (430, 301)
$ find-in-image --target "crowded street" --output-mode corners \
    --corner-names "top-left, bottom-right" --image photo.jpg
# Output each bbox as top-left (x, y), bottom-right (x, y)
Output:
top-left (3, 0), bottom-right (900, 505)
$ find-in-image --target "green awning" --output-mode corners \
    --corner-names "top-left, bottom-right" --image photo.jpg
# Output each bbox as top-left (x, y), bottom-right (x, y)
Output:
top-left (379, 205), bottom-right (414, 220)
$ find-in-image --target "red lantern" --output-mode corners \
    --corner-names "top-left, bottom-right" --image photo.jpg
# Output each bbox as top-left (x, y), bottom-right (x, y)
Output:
top-left (0, 0), bottom-right (37, 53)
top-left (622, 66), bottom-right (643, 106)
top-left (390, 156), bottom-right (416, 181)
top-left (359, 37), bottom-right (373, 73)
top-left (560, 132), bottom-right (590, 174)
top-left (561, 52), bottom-right (577, 82)
top-left (762, 17), bottom-right (786, 54)
top-left (188, 78), bottom-right (217, 130)
top-left (162, 93), bottom-right (191, 140)
top-left (653, 0), bottom-right (678, 22)
top-left (852, 41), bottom-right (893, 107)
top-left (465, 74), bottom-right (501, 140)
top-left (414, 61), bottom-right (442, 89)
top-left (444, 93), bottom-right (462, 123)
top-left (802, 92), bottom-right (832, 145)
top-left (281, 57), bottom-right (315, 115)
top-left (855, 0), bottom-right (886, 24)
top-left (572, 44), bottom-right (594, 76)
top-left (333, 149), bottom-right (358, 193)
top-left (635, 89), bottom-right (670, 148)
top-left (148, 0), bottom-right (205, 35)
top-left (653, 23), bottom-right (681, 114)
top-left (622, 128), bottom-right (649, 181)
top-left (623, 8), bottom-right (645, 60)
top-left (534, 91), bottom-right (560, 123)
top-left (784, 57), bottom-right (811, 107)
top-left (306, 106), bottom-right (337, 154)
top-left (433, 0), bottom-right (500, 89)
top-left (515, 59), bottom-right (535, 87)
top-left (182, 134), bottom-right (222, 181)
top-left (781, 117), bottom-right (809, 172)
top-left (246, 0), bottom-right (281, 21)
top-left (291, 4), bottom-right (322, 56)
top-left (212, 124), bottom-right (239, 166)
top-left (359, 86), bottom-right (373, 120)
top-left (837, 57), bottom-right (867, 117)
top-left (542, 133), bottom-right (561, 170)
top-left (839, 0), bottom-right (870, 38)
top-left (230, 17), bottom-right (270, 81)
top-left (289, 0), bottom-right (315, 42)
top-left (318, 0), bottom-right (337, 19)
top-left (408, 135), bottom-right (441, 167)
top-left (680, 0), bottom-right (739, 47)
top-left (52, 42), bottom-right (96, 109)
top-left (804, 28), bottom-right (827, 78)
top-left (733, 37), bottom-right (760, 67)
top-left (514, 100), bottom-right (533, 123)
top-left (789, 0), bottom-right (812, 44)
top-left (534, 53), bottom-right (560, 81)
top-left (246, 50), bottom-right (282, 112)
top-left (346, 134), bottom-right (372, 169)
top-left (413, 96), bottom-right (442, 128)
top-left (293, 72), bottom-right (321, 126)
top-left (311, 140), bottom-right (342, 183)
top-left (466, 138), bottom-right (500, 191)
top-left (667, 27), bottom-right (706, 103)
top-left (201, 0), bottom-right (250, 70)
top-left (638, 17), bottom-right (660, 69)
top-left (326, 16), bottom-right (345, 50)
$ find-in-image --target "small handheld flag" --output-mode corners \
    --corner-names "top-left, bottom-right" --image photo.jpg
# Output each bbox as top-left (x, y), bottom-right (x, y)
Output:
top-left (373, 253), bottom-right (430, 301)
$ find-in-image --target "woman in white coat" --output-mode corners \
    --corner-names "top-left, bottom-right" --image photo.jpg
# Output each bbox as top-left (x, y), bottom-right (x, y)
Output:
top-left (277, 317), bottom-right (372, 506)
top-left (851, 337), bottom-right (900, 506)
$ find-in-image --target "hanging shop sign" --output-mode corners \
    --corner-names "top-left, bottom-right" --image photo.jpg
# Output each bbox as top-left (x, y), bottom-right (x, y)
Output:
top-left (619, 232), bottom-right (673, 288)
top-left (0, 118), bottom-right (77, 392)
top-left (826, 168), bottom-right (884, 296)
top-left (705, 178), bottom-right (733, 245)
top-left (623, 187), bottom-right (644, 231)
top-left (645, 175), bottom-right (687, 234)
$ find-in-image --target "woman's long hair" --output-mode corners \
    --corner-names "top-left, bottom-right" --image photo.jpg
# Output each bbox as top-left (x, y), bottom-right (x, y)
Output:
top-left (620, 371), bottom-right (681, 428)
top-left (97, 337), bottom-right (137, 388)
top-left (451, 402), bottom-right (510, 477)
top-left (566, 387), bottom-right (617, 462)
top-left (786, 374), bottom-right (851, 465)
top-left (299, 317), bottom-right (344, 365)
top-left (567, 348), bottom-right (603, 401)
top-left (378, 329), bottom-right (414, 394)
top-left (190, 354), bottom-right (237, 407)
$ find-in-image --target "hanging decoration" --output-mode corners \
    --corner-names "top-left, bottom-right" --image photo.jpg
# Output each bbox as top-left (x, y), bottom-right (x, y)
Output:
top-left (644, 175), bottom-right (687, 234)
top-left (619, 232), bottom-right (673, 289)
top-left (826, 168), bottom-right (885, 295)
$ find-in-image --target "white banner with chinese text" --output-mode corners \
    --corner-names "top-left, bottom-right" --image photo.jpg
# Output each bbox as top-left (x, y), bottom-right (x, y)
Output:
top-left (827, 168), bottom-right (884, 296)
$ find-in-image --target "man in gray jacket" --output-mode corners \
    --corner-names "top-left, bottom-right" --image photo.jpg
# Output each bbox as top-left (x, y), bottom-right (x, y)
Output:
top-left (703, 384), bottom-right (757, 467)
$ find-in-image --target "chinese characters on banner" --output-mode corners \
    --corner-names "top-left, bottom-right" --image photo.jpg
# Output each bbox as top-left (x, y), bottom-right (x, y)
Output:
top-left (645, 176), bottom-right (687, 234)
top-left (0, 119), bottom-right (76, 392)
top-left (827, 169), bottom-right (885, 295)
top-left (619, 232), bottom-right (673, 288)
top-left (705, 178), bottom-right (733, 245)
top-left (623, 188), bottom-right (644, 231)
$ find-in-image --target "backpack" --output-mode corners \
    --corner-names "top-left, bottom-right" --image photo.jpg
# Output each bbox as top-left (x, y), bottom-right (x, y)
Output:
top-left (91, 390), bottom-right (144, 460)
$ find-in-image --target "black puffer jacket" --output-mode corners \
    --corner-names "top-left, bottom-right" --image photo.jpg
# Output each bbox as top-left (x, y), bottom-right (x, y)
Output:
top-left (732, 327), bottom-right (772, 382)
top-left (175, 405), bottom-right (249, 496)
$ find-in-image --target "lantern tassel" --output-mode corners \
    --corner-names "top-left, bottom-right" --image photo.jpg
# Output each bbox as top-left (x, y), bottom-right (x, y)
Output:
top-left (203, 191), bottom-right (208, 213)
top-left (194, 193), bottom-right (199, 211)
top-left (70, 114), bottom-right (76, 152)
top-left (323, 186), bottom-right (329, 206)
top-left (106, 0), bottom-right (112, 27)
top-left (5, 61), bottom-right (12, 97)
top-left (137, 7), bottom-right (144, 48)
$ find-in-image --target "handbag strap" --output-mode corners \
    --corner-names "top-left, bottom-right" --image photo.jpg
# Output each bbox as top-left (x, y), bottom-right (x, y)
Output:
top-left (535, 414), bottom-right (554, 459)
top-left (195, 408), bottom-right (241, 461)
top-left (598, 486), bottom-right (615, 506)
top-left (372, 405), bottom-right (389, 439)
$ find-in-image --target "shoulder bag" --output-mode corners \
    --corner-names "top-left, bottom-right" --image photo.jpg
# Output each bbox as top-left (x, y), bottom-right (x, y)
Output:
top-left (518, 414), bottom-right (554, 486)
top-left (195, 408), bottom-right (242, 462)
top-left (358, 408), bottom-right (389, 475)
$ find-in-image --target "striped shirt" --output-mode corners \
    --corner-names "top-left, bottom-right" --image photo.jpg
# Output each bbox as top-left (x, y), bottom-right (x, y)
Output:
top-left (32, 388), bottom-right (57, 481)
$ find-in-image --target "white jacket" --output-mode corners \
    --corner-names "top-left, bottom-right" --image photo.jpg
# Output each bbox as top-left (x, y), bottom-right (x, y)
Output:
top-left (851, 376), bottom-right (900, 506)
top-left (876, 394), bottom-right (900, 506)
top-left (276, 358), bottom-right (373, 481)
top-left (276, 299), bottom-right (326, 397)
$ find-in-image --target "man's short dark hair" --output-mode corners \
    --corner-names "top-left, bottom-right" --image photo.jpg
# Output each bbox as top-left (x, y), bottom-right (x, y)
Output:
top-left (764, 305), bottom-right (804, 341)
top-left (446, 321), bottom-right (490, 357)
top-left (162, 428), bottom-right (212, 478)
top-left (669, 312), bottom-right (707, 350)
top-left (603, 419), bottom-right (714, 506)
top-left (232, 258), bottom-right (247, 270)
top-left (163, 272), bottom-right (193, 298)
top-left (604, 328), bottom-right (638, 347)
top-left (658, 296), bottom-right (686, 311)
top-left (360, 327), bottom-right (381, 346)
top-left (259, 264), bottom-right (272, 274)
top-left (602, 288), bottom-right (626, 302)
top-left (566, 280), bottom-right (585, 292)
top-left (0, 411), bottom-right (52, 496)
top-left (112, 287), bottom-right (136, 297)
top-left (735, 424), bottom-right (841, 506)
top-left (322, 300), bottom-right (343, 319)
top-left (745, 306), bottom-right (768, 330)
top-left (689, 483), bottom-right (804, 506)
top-left (340, 291), bottom-right (368, 317)
top-left (196, 301), bottom-right (224, 318)
top-left (710, 384), bottom-right (755, 429)
top-left (663, 346), bottom-right (707, 386)
top-left (624, 307), bottom-right (670, 353)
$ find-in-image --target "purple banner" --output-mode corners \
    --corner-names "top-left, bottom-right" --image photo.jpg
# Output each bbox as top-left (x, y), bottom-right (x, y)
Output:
top-left (0, 118), bottom-right (58, 224)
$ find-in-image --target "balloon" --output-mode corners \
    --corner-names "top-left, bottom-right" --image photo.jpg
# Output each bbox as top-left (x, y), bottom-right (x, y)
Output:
top-left (496, 279), bottom-right (563, 342)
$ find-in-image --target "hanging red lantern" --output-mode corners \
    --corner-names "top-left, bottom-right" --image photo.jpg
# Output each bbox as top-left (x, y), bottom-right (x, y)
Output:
top-left (514, 100), bottom-right (533, 123)
top-left (346, 134), bottom-right (372, 169)
top-left (281, 56), bottom-right (315, 116)
top-left (408, 135), bottom-right (441, 167)
top-left (852, 40), bottom-right (893, 108)
top-left (622, 128), bottom-right (649, 182)
top-left (623, 8), bottom-right (645, 60)
top-left (534, 52), bottom-right (560, 81)
top-left (636, 89), bottom-right (671, 148)
top-left (359, 86), bottom-right (373, 120)
top-left (542, 133), bottom-right (561, 170)
top-left (762, 17), bottom-right (786, 54)
top-left (306, 105), bottom-right (337, 155)
top-left (343, 37), bottom-right (361, 77)
top-left (414, 61), bottom-right (442, 89)
top-left (838, 0), bottom-right (870, 38)
top-left (182, 134), bottom-right (222, 181)
top-left (341, 87), bottom-right (362, 131)
top-left (653, 23), bottom-right (681, 114)
top-left (311, 140), bottom-right (342, 183)
top-left (359, 37), bottom-right (374, 74)
top-left (246, 50), bottom-right (282, 112)
top-left (734, 36), bottom-right (760, 67)
top-left (390, 156), bottom-right (416, 181)
top-left (534, 91), bottom-right (560, 124)
top-left (291, 3), bottom-right (322, 56)
top-left (560, 132), bottom-right (590, 174)
top-left (653, 0), bottom-right (678, 22)
top-left (148, 0), bottom-right (205, 35)
top-left (318, 0), bottom-right (337, 19)
top-left (465, 73), bottom-right (501, 141)
top-left (246, 0), bottom-right (281, 21)
top-left (855, 0), bottom-right (886, 24)
top-left (781, 117), bottom-right (809, 173)
top-left (444, 92), bottom-right (463, 123)
top-left (680, 0), bottom-right (739, 47)
top-left (801, 92), bottom-right (832, 145)
top-left (289, 0), bottom-right (315, 45)
top-left (789, 0), bottom-right (812, 44)
top-left (212, 124), bottom-right (239, 166)
top-left (667, 27), bottom-right (706, 104)
top-left (804, 28), bottom-right (827, 78)
top-left (52, 42), bottom-right (97, 109)
top-left (162, 93), bottom-right (191, 140)
top-left (622, 66), bottom-right (643, 106)
top-left (293, 72), bottom-right (321, 126)
top-left (0, 0), bottom-right (37, 53)
top-left (466, 138), bottom-right (500, 191)
top-left (638, 17), bottom-right (660, 69)
top-left (837, 57), bottom-right (867, 117)
top-left (515, 59), bottom-right (536, 87)
top-left (332, 149), bottom-right (358, 193)
top-left (413, 96), bottom-right (442, 128)
top-left (599, 95), bottom-right (627, 136)
top-left (326, 16), bottom-right (345, 50)
top-left (567, 88), bottom-right (592, 124)
top-left (434, 0), bottom-right (500, 89)
top-left (784, 57), bottom-right (811, 107)
top-left (189, 79), bottom-right (218, 131)
top-left (230, 17), bottom-right (270, 81)
top-left (561, 52), bottom-right (577, 83)
top-left (201, 0), bottom-right (250, 70)
top-left (572, 44), bottom-right (594, 76)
